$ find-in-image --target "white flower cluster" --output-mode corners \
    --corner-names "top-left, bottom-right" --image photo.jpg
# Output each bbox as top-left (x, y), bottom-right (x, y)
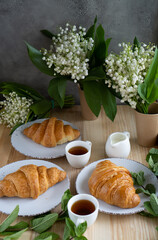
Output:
top-left (0, 92), bottom-right (33, 127)
top-left (42, 23), bottom-right (94, 82)
top-left (105, 42), bottom-right (155, 108)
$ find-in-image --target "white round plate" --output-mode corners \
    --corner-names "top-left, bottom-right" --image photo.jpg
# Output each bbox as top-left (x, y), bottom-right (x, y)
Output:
top-left (76, 158), bottom-right (158, 215)
top-left (0, 159), bottom-right (70, 216)
top-left (11, 119), bottom-right (81, 159)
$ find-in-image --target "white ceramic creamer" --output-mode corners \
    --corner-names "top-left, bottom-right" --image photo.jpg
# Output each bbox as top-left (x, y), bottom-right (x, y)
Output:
top-left (105, 131), bottom-right (131, 158)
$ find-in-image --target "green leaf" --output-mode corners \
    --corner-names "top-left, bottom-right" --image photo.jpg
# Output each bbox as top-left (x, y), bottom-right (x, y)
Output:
top-left (48, 77), bottom-right (67, 108)
top-left (94, 24), bottom-right (106, 66)
top-left (100, 81), bottom-right (117, 121)
top-left (0, 82), bottom-right (43, 101)
top-left (61, 189), bottom-right (72, 211)
top-left (136, 188), bottom-right (151, 196)
top-left (3, 228), bottom-right (28, 240)
top-left (138, 48), bottom-right (158, 104)
top-left (156, 226), bottom-right (158, 231)
top-left (30, 99), bottom-right (52, 115)
top-left (144, 201), bottom-right (157, 216)
top-left (34, 232), bottom-right (59, 240)
top-left (139, 211), bottom-right (156, 218)
top-left (150, 194), bottom-right (158, 215)
top-left (75, 222), bottom-right (87, 237)
top-left (130, 171), bottom-right (145, 186)
top-left (6, 222), bottom-right (29, 232)
top-left (40, 29), bottom-right (56, 39)
top-left (148, 156), bottom-right (155, 169)
top-left (9, 123), bottom-right (23, 135)
top-left (133, 36), bottom-right (141, 51)
top-left (65, 218), bottom-right (75, 237)
top-left (136, 171), bottom-right (145, 186)
top-left (105, 38), bottom-right (112, 58)
top-left (31, 213), bottom-right (58, 233)
top-left (25, 42), bottom-right (54, 76)
top-left (0, 205), bottom-right (19, 233)
top-left (84, 66), bottom-right (106, 81)
top-left (145, 184), bottom-right (156, 194)
top-left (63, 224), bottom-right (70, 240)
top-left (85, 16), bottom-right (97, 39)
top-left (83, 81), bottom-right (101, 117)
top-left (74, 237), bottom-right (88, 240)
top-left (146, 148), bottom-right (158, 163)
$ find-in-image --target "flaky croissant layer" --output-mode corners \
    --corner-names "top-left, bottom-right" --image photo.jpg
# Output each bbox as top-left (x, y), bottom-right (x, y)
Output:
top-left (23, 117), bottom-right (80, 147)
top-left (0, 164), bottom-right (66, 199)
top-left (88, 160), bottom-right (140, 209)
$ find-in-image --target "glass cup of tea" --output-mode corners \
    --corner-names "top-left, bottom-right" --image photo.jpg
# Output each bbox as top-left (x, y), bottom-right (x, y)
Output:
top-left (68, 193), bottom-right (99, 227)
top-left (65, 140), bottom-right (92, 168)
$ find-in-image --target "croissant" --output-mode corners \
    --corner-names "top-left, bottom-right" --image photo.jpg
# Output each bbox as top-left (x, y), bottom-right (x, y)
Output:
top-left (0, 164), bottom-right (66, 199)
top-left (88, 160), bottom-right (140, 208)
top-left (23, 117), bottom-right (80, 147)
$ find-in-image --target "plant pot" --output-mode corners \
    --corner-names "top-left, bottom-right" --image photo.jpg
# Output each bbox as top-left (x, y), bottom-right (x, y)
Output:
top-left (134, 103), bottom-right (158, 147)
top-left (78, 87), bottom-right (97, 121)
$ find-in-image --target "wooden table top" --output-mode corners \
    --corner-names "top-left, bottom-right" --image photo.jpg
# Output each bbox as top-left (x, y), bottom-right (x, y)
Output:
top-left (0, 105), bottom-right (158, 240)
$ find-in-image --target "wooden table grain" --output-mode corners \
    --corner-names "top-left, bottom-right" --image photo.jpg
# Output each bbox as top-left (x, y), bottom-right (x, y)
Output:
top-left (0, 105), bottom-right (158, 240)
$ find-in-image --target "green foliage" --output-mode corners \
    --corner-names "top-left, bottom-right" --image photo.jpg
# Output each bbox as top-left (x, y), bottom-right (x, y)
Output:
top-left (0, 206), bottom-right (19, 232)
top-left (61, 189), bottom-right (73, 212)
top-left (138, 47), bottom-right (158, 106)
top-left (133, 36), bottom-right (141, 51)
top-left (3, 228), bottom-right (28, 240)
top-left (30, 213), bottom-right (58, 233)
top-left (25, 42), bottom-right (54, 76)
top-left (131, 171), bottom-right (145, 186)
top-left (63, 218), bottom-right (87, 240)
top-left (25, 17), bottom-right (117, 121)
top-left (34, 232), bottom-right (59, 240)
top-left (48, 76), bottom-right (67, 108)
top-left (146, 148), bottom-right (158, 176)
top-left (40, 30), bottom-right (56, 39)
top-left (0, 190), bottom-right (88, 240)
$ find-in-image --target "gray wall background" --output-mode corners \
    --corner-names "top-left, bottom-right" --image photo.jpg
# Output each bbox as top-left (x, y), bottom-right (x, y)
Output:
top-left (0, 0), bottom-right (158, 103)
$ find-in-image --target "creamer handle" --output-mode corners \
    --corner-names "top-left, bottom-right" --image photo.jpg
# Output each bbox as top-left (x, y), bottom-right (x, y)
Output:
top-left (123, 131), bottom-right (130, 139)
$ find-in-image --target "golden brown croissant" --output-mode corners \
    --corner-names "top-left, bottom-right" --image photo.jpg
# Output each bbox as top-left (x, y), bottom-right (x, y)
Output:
top-left (0, 164), bottom-right (66, 199)
top-left (23, 117), bottom-right (80, 147)
top-left (88, 160), bottom-right (140, 208)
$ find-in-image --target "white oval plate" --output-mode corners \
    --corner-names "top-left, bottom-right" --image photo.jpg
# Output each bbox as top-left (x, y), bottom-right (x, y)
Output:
top-left (0, 159), bottom-right (70, 216)
top-left (11, 119), bottom-right (81, 159)
top-left (76, 158), bottom-right (158, 215)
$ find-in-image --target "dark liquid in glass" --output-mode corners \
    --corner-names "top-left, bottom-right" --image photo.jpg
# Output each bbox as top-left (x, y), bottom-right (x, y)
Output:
top-left (68, 146), bottom-right (88, 155)
top-left (71, 199), bottom-right (95, 215)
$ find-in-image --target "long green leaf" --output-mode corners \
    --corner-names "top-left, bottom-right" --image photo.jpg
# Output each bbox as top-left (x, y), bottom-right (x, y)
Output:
top-left (133, 36), bottom-right (141, 51)
top-left (138, 48), bottom-right (158, 103)
top-left (65, 218), bottom-right (75, 237)
top-left (0, 82), bottom-right (43, 100)
top-left (144, 201), bottom-right (156, 216)
top-left (3, 228), bottom-right (28, 240)
top-left (100, 81), bottom-right (117, 121)
top-left (25, 42), bottom-right (54, 76)
top-left (48, 77), bottom-right (67, 108)
top-left (6, 222), bottom-right (29, 232)
top-left (105, 38), bottom-right (112, 57)
top-left (30, 99), bottom-right (52, 115)
top-left (0, 206), bottom-right (19, 233)
top-left (85, 16), bottom-right (97, 39)
top-left (31, 213), bottom-right (58, 233)
top-left (40, 29), bottom-right (56, 39)
top-left (34, 232), bottom-right (59, 240)
top-left (75, 222), bottom-right (87, 237)
top-left (150, 194), bottom-right (158, 215)
top-left (84, 66), bottom-right (106, 81)
top-left (94, 24), bottom-right (106, 66)
top-left (83, 81), bottom-right (101, 117)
